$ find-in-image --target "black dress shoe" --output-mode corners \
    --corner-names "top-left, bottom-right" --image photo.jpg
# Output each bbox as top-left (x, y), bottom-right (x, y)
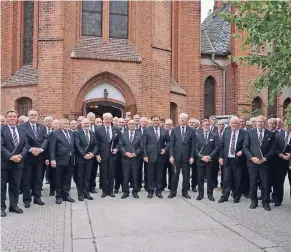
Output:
top-left (133, 193), bottom-right (139, 199)
top-left (46, 180), bottom-right (50, 184)
top-left (9, 205), bottom-right (23, 214)
top-left (63, 196), bottom-right (75, 203)
top-left (1, 210), bottom-right (6, 217)
top-left (90, 189), bottom-right (97, 194)
top-left (270, 198), bottom-right (275, 203)
top-left (101, 193), bottom-right (107, 198)
top-left (196, 194), bottom-right (204, 201)
top-left (274, 201), bottom-right (281, 207)
top-left (147, 193), bottom-right (153, 199)
top-left (121, 193), bottom-right (129, 199)
top-left (49, 191), bottom-right (55, 196)
top-left (108, 193), bottom-right (115, 198)
top-left (218, 197), bottom-right (228, 203)
top-left (250, 201), bottom-right (258, 209)
top-left (233, 198), bottom-right (240, 203)
top-left (168, 193), bottom-right (176, 198)
top-left (24, 202), bottom-right (30, 208)
top-left (192, 188), bottom-right (198, 192)
top-left (258, 195), bottom-right (263, 200)
top-left (56, 198), bottom-right (62, 204)
top-left (114, 190), bottom-right (119, 194)
top-left (208, 195), bottom-right (215, 201)
top-left (182, 193), bottom-right (191, 199)
top-left (263, 204), bottom-right (271, 211)
top-left (78, 197), bottom-right (84, 201)
top-left (84, 195), bottom-right (93, 200)
top-left (156, 193), bottom-right (163, 199)
top-left (34, 199), bottom-right (45, 205)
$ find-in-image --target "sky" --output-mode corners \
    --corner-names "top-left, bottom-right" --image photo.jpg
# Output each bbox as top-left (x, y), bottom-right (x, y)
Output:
top-left (201, 0), bottom-right (215, 23)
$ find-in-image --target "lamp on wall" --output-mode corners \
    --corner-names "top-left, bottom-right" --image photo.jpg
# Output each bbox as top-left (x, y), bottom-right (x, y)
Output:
top-left (103, 89), bottom-right (109, 100)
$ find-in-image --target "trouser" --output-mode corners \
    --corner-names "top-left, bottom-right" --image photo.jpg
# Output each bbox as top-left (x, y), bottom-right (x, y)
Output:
top-left (77, 160), bottom-right (93, 197)
top-left (89, 159), bottom-right (99, 190)
top-left (212, 159), bottom-right (219, 188)
top-left (191, 161), bottom-right (198, 190)
top-left (114, 159), bottom-right (123, 191)
top-left (147, 161), bottom-right (165, 194)
top-left (197, 161), bottom-right (213, 196)
top-left (22, 158), bottom-right (44, 203)
top-left (222, 158), bottom-right (242, 200)
top-left (49, 165), bottom-right (56, 193)
top-left (163, 161), bottom-right (173, 190)
top-left (248, 163), bottom-right (270, 204)
top-left (170, 161), bottom-right (190, 194)
top-left (100, 158), bottom-right (116, 194)
top-left (1, 167), bottom-right (22, 210)
top-left (45, 164), bottom-right (50, 182)
top-left (122, 161), bottom-right (139, 193)
top-left (55, 164), bottom-right (73, 198)
top-left (73, 164), bottom-right (78, 187)
top-left (241, 161), bottom-right (250, 195)
top-left (273, 158), bottom-right (288, 203)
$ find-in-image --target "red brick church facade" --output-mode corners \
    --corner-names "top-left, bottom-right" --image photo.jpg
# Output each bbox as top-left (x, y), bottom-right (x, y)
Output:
top-left (1, 1), bottom-right (290, 124)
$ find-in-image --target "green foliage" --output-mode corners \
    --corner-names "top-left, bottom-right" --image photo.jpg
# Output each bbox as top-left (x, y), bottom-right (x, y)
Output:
top-left (218, 0), bottom-right (291, 102)
top-left (285, 103), bottom-right (291, 124)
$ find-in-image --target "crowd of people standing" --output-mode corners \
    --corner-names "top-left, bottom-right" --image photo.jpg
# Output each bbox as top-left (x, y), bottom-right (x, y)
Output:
top-left (1, 109), bottom-right (291, 218)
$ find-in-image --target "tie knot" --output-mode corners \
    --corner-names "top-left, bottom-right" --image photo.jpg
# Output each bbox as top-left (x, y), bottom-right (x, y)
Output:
top-left (106, 126), bottom-right (109, 130)
top-left (10, 126), bottom-right (15, 130)
top-left (259, 129), bottom-right (262, 133)
top-left (64, 130), bottom-right (68, 134)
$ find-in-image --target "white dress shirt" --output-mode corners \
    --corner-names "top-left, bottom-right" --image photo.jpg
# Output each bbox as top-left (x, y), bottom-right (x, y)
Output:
top-left (29, 122), bottom-right (37, 135)
top-left (180, 125), bottom-right (186, 136)
top-left (128, 130), bottom-right (135, 139)
top-left (257, 128), bottom-right (265, 141)
top-left (154, 127), bottom-right (160, 139)
top-left (285, 131), bottom-right (291, 144)
top-left (83, 129), bottom-right (91, 142)
top-left (8, 125), bottom-right (20, 144)
top-left (89, 125), bottom-right (95, 132)
top-left (228, 130), bottom-right (239, 158)
top-left (105, 125), bottom-right (113, 140)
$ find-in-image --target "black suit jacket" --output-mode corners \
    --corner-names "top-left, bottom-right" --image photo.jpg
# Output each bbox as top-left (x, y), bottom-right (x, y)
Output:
top-left (19, 122), bottom-right (48, 161)
top-left (95, 125), bottom-right (120, 161)
top-left (243, 129), bottom-right (275, 163)
top-left (195, 131), bottom-right (220, 161)
top-left (143, 127), bottom-right (170, 163)
top-left (45, 128), bottom-right (54, 160)
top-left (169, 126), bottom-right (195, 162)
top-left (219, 129), bottom-right (246, 166)
top-left (119, 131), bottom-right (143, 165)
top-left (275, 130), bottom-right (291, 155)
top-left (1, 125), bottom-right (29, 169)
top-left (75, 129), bottom-right (98, 164)
top-left (49, 129), bottom-right (75, 166)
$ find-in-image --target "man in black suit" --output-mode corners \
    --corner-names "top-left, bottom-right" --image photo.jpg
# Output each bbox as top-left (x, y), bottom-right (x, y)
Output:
top-left (19, 110), bottom-right (48, 208)
top-left (273, 122), bottom-right (291, 206)
top-left (50, 118), bottom-right (75, 204)
top-left (44, 116), bottom-right (54, 184)
top-left (1, 109), bottom-right (29, 217)
top-left (168, 113), bottom-right (195, 199)
top-left (95, 113), bottom-right (120, 198)
top-left (243, 115), bottom-right (275, 211)
top-left (143, 115), bottom-right (170, 198)
top-left (119, 120), bottom-right (143, 199)
top-left (163, 119), bottom-right (173, 191)
top-left (188, 118), bottom-right (198, 192)
top-left (75, 118), bottom-right (98, 201)
top-left (218, 117), bottom-right (246, 203)
top-left (195, 119), bottom-right (220, 201)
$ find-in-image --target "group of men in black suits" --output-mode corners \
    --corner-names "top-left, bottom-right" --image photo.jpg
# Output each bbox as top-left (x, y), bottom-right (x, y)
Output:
top-left (2, 109), bottom-right (291, 218)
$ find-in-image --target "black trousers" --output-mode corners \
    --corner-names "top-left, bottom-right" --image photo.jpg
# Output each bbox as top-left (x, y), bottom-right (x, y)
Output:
top-left (147, 161), bottom-right (165, 194)
top-left (197, 161), bottom-right (213, 196)
top-left (49, 165), bottom-right (56, 193)
top-left (163, 161), bottom-right (173, 190)
top-left (287, 167), bottom-right (291, 195)
top-left (241, 160), bottom-right (250, 196)
top-left (89, 159), bottom-right (99, 190)
top-left (100, 158), bottom-right (116, 194)
top-left (171, 161), bottom-right (190, 194)
top-left (114, 159), bottom-right (123, 191)
top-left (122, 161), bottom-right (139, 193)
top-left (212, 159), bottom-right (219, 188)
top-left (55, 164), bottom-right (73, 198)
top-left (1, 167), bottom-right (22, 210)
top-left (191, 161), bottom-right (198, 190)
top-left (22, 158), bottom-right (44, 203)
top-left (45, 164), bottom-right (50, 182)
top-left (273, 158), bottom-right (288, 203)
top-left (76, 160), bottom-right (93, 197)
top-left (73, 164), bottom-right (78, 187)
top-left (222, 158), bottom-right (242, 200)
top-left (248, 163), bottom-right (270, 204)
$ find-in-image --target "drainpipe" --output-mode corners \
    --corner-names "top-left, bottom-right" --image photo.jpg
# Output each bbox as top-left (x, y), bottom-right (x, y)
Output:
top-left (211, 53), bottom-right (226, 115)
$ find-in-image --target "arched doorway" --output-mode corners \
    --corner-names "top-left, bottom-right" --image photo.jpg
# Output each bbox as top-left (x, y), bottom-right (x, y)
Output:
top-left (283, 98), bottom-right (291, 118)
top-left (251, 96), bottom-right (263, 116)
top-left (86, 101), bottom-right (123, 118)
top-left (15, 97), bottom-right (32, 116)
top-left (204, 76), bottom-right (216, 118)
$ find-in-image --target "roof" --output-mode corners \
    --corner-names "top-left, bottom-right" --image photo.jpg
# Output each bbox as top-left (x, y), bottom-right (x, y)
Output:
top-left (201, 3), bottom-right (231, 56)
top-left (170, 79), bottom-right (187, 96)
top-left (2, 64), bottom-right (38, 87)
top-left (71, 37), bottom-right (142, 62)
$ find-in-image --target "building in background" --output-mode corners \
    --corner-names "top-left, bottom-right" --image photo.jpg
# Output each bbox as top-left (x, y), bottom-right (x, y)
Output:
top-left (1, 1), bottom-right (290, 124)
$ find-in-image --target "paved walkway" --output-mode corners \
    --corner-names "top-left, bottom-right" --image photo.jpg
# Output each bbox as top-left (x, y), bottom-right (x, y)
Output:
top-left (2, 177), bottom-right (291, 252)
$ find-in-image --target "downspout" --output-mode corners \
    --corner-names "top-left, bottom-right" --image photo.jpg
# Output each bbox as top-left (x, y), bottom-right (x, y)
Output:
top-left (211, 53), bottom-right (226, 115)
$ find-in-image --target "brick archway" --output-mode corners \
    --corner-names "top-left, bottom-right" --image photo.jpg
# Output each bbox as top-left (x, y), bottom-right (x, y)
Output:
top-left (74, 71), bottom-right (136, 115)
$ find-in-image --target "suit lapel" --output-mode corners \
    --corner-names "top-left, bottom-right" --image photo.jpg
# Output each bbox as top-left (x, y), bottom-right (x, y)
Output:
top-left (26, 123), bottom-right (37, 140)
top-left (224, 130), bottom-right (231, 152)
top-left (60, 130), bottom-right (70, 146)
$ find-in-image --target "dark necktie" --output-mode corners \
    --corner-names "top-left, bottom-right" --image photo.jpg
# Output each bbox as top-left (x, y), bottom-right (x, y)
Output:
top-left (106, 126), bottom-right (111, 141)
top-left (64, 130), bottom-right (71, 144)
top-left (219, 131), bottom-right (222, 139)
top-left (155, 127), bottom-right (159, 141)
top-left (205, 132), bottom-right (208, 143)
top-left (32, 124), bottom-right (37, 138)
top-left (85, 130), bottom-right (89, 145)
top-left (230, 131), bottom-right (236, 155)
top-left (11, 126), bottom-right (19, 146)
top-left (258, 129), bottom-right (263, 147)
top-left (285, 132), bottom-right (290, 146)
top-left (47, 128), bottom-right (52, 135)
top-left (181, 126), bottom-right (185, 141)
top-left (129, 131), bottom-right (134, 143)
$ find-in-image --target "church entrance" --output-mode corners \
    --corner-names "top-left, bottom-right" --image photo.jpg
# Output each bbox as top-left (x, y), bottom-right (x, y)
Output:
top-left (86, 101), bottom-right (123, 118)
